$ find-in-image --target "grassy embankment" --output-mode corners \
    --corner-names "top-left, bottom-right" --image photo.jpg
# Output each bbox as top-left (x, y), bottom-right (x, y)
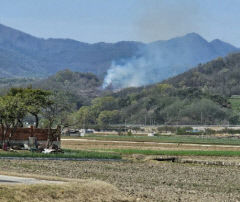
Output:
top-left (0, 149), bottom-right (121, 159)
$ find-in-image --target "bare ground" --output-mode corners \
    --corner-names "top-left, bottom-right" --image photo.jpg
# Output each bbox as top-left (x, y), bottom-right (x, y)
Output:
top-left (0, 159), bottom-right (240, 201)
top-left (1, 139), bottom-right (240, 201)
top-left (61, 139), bottom-right (240, 151)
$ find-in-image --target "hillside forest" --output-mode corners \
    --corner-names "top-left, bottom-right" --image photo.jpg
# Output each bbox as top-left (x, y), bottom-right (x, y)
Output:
top-left (1, 53), bottom-right (240, 129)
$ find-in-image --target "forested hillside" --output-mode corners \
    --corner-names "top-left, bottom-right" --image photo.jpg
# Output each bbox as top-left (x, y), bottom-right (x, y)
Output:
top-left (32, 69), bottom-right (103, 107)
top-left (72, 84), bottom-right (234, 127)
top-left (72, 53), bottom-right (240, 127)
top-left (2, 53), bottom-right (240, 126)
top-left (165, 53), bottom-right (240, 96)
top-left (0, 70), bottom-right (103, 109)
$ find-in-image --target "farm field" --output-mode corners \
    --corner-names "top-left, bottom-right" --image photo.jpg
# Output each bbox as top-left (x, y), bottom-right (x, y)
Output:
top-left (62, 135), bottom-right (240, 152)
top-left (1, 157), bottom-right (240, 201)
top-left (1, 136), bottom-right (240, 201)
top-left (61, 137), bottom-right (240, 163)
top-left (62, 134), bottom-right (240, 146)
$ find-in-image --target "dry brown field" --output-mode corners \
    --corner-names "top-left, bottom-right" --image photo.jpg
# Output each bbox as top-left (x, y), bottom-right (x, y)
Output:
top-left (61, 138), bottom-right (240, 151)
top-left (1, 138), bottom-right (240, 201)
top-left (1, 157), bottom-right (240, 201)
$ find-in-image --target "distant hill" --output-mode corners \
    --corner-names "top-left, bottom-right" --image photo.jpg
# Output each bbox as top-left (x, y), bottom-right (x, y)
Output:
top-left (148, 33), bottom-right (238, 74)
top-left (31, 70), bottom-right (103, 108)
top-left (0, 23), bottom-right (238, 84)
top-left (165, 53), bottom-right (240, 97)
top-left (0, 24), bottom-right (142, 78)
top-left (0, 70), bottom-right (103, 108)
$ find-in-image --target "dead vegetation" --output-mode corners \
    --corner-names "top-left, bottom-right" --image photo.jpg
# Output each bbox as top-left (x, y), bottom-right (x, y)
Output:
top-left (0, 180), bottom-right (133, 202)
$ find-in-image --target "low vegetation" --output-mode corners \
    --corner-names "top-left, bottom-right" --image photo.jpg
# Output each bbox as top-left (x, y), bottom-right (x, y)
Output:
top-left (0, 149), bottom-right (121, 159)
top-left (101, 148), bottom-right (240, 157)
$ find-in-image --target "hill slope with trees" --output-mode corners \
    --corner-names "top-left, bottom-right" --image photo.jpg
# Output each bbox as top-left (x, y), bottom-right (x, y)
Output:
top-left (0, 70), bottom-right (104, 109)
top-left (165, 53), bottom-right (240, 97)
top-left (72, 53), bottom-right (240, 127)
top-left (2, 53), bottom-right (240, 127)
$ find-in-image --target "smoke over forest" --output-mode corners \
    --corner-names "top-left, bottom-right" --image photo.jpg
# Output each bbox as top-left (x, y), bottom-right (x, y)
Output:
top-left (103, 45), bottom-right (176, 89)
top-left (103, 1), bottom-right (201, 89)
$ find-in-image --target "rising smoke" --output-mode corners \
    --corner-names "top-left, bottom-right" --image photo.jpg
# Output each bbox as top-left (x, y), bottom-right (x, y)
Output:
top-left (103, 45), bottom-right (172, 89)
top-left (103, 1), bottom-right (200, 89)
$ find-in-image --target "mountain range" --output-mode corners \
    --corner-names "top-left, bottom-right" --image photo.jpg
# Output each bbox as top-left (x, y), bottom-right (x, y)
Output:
top-left (0, 23), bottom-right (239, 81)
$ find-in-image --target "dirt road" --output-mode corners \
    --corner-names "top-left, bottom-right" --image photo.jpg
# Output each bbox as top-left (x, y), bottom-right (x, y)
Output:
top-left (0, 175), bottom-right (63, 185)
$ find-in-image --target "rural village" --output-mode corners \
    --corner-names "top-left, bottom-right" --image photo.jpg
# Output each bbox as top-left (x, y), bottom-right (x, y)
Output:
top-left (1, 1), bottom-right (240, 202)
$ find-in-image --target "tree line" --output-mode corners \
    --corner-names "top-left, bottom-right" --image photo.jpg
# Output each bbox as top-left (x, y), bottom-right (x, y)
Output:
top-left (69, 83), bottom-right (238, 129)
top-left (0, 87), bottom-right (72, 147)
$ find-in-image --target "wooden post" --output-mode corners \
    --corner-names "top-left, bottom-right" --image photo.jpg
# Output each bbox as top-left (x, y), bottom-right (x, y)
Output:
top-left (30, 125), bottom-right (34, 137)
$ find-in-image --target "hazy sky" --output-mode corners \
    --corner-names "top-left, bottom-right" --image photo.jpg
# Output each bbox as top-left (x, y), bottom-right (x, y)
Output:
top-left (1, 0), bottom-right (240, 46)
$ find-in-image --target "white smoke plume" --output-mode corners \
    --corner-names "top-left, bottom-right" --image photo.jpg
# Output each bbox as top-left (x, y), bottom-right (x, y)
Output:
top-left (103, 45), bottom-right (173, 90)
top-left (103, 1), bottom-right (200, 90)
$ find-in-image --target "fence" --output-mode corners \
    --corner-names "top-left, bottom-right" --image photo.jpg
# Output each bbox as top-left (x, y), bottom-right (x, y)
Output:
top-left (0, 126), bottom-right (61, 147)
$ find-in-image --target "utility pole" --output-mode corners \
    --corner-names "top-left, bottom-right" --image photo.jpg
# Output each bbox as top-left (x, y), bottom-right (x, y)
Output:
top-left (177, 111), bottom-right (180, 126)
top-left (125, 119), bottom-right (127, 133)
top-left (167, 112), bottom-right (168, 123)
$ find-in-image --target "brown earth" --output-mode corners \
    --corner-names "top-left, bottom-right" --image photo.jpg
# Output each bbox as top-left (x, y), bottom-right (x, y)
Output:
top-left (1, 139), bottom-right (240, 201)
top-left (1, 159), bottom-right (240, 201)
top-left (61, 139), bottom-right (240, 151)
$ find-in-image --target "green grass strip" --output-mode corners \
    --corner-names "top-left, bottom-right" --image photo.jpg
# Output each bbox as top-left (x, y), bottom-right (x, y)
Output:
top-left (103, 148), bottom-right (240, 157)
top-left (0, 149), bottom-right (121, 159)
top-left (77, 135), bottom-right (240, 145)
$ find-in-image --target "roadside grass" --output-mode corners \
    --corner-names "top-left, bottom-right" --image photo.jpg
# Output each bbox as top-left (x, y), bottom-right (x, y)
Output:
top-left (67, 134), bottom-right (240, 145)
top-left (0, 149), bottom-right (121, 160)
top-left (97, 148), bottom-right (240, 157)
top-left (0, 180), bottom-right (132, 202)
